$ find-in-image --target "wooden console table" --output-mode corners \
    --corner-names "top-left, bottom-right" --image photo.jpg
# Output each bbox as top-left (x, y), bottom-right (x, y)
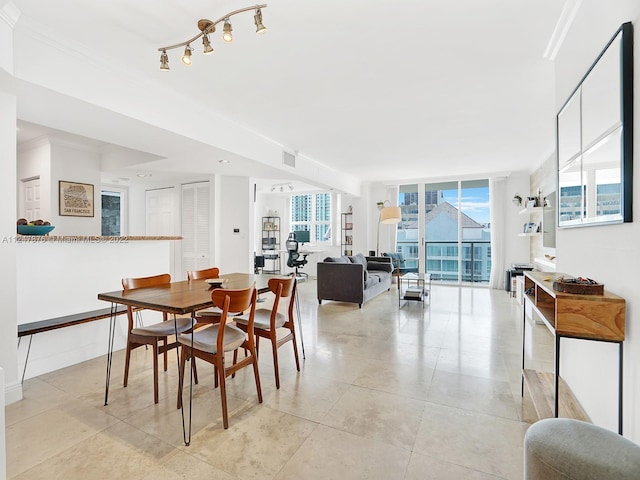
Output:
top-left (521, 271), bottom-right (625, 434)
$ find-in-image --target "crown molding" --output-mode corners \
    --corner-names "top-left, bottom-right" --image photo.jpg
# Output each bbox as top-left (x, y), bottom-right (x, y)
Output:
top-left (544, 0), bottom-right (583, 60)
top-left (0, 2), bottom-right (21, 28)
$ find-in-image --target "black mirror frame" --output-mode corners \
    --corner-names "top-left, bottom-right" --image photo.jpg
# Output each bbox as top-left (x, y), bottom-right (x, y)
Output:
top-left (556, 22), bottom-right (634, 227)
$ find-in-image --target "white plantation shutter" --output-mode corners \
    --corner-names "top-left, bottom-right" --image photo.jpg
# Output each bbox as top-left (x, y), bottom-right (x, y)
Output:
top-left (181, 182), bottom-right (211, 274)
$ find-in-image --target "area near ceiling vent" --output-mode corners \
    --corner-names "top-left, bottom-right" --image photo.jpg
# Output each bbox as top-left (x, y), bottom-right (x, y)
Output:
top-left (282, 151), bottom-right (296, 167)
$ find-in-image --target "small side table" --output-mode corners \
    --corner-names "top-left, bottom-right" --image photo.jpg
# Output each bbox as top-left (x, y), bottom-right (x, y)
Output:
top-left (398, 272), bottom-right (431, 308)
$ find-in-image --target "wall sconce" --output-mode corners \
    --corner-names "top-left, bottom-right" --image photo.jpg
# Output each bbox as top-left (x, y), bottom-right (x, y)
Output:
top-left (158, 4), bottom-right (268, 70)
top-left (376, 200), bottom-right (401, 256)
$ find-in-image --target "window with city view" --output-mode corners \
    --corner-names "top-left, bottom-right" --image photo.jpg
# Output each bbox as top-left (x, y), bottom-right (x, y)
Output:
top-left (290, 193), bottom-right (332, 242)
top-left (396, 180), bottom-right (491, 284)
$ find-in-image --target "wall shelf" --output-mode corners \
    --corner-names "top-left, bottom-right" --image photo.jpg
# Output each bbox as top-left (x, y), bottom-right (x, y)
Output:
top-left (518, 206), bottom-right (544, 215)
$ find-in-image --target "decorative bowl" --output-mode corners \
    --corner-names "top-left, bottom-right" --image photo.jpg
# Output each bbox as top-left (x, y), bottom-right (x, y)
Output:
top-left (17, 225), bottom-right (55, 235)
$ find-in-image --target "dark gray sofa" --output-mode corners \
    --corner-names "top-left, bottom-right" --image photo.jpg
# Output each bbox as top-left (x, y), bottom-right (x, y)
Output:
top-left (317, 253), bottom-right (393, 308)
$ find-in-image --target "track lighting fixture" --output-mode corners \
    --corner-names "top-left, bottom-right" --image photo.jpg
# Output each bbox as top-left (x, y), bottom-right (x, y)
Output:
top-left (160, 50), bottom-right (169, 71)
top-left (222, 19), bottom-right (233, 43)
top-left (202, 33), bottom-right (214, 54)
top-left (157, 4), bottom-right (267, 70)
top-left (254, 8), bottom-right (267, 34)
top-left (269, 182), bottom-right (294, 193)
top-left (181, 45), bottom-right (192, 65)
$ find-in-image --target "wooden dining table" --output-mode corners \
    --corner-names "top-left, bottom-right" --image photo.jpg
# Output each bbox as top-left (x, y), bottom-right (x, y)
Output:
top-left (97, 272), bottom-right (284, 445)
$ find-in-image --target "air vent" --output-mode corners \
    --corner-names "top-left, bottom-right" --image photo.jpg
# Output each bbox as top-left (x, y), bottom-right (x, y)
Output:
top-left (282, 150), bottom-right (296, 167)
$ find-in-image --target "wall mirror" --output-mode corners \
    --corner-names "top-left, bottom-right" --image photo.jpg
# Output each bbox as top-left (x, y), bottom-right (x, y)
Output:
top-left (557, 22), bottom-right (633, 228)
top-left (543, 190), bottom-right (556, 248)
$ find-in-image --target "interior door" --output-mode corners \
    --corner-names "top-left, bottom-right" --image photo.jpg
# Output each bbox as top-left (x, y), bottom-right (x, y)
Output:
top-left (21, 177), bottom-right (41, 221)
top-left (146, 188), bottom-right (175, 235)
top-left (181, 182), bottom-right (211, 274)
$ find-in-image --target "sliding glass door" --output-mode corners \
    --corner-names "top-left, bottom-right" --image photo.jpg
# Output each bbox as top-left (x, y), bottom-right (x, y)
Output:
top-left (397, 180), bottom-right (491, 285)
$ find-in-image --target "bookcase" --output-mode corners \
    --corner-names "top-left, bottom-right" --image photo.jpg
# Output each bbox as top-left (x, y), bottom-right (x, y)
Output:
top-left (341, 212), bottom-right (353, 256)
top-left (261, 216), bottom-right (280, 273)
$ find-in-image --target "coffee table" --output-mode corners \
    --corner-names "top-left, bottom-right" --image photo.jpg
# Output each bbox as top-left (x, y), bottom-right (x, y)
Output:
top-left (398, 272), bottom-right (431, 308)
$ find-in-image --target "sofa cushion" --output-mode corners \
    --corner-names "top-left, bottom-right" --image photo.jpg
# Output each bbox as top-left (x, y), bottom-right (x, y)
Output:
top-left (349, 253), bottom-right (368, 268)
top-left (365, 275), bottom-right (380, 289)
top-left (367, 261), bottom-right (393, 273)
top-left (323, 255), bottom-right (350, 264)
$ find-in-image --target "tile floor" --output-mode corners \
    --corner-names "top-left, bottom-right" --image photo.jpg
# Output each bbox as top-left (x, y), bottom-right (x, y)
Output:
top-left (5, 280), bottom-right (551, 479)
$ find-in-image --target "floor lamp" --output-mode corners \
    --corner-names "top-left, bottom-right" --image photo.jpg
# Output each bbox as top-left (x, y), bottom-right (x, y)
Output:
top-left (376, 200), bottom-right (401, 256)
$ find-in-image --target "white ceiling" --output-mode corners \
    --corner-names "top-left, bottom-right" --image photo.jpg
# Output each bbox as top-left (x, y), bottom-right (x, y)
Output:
top-left (8, 0), bottom-right (565, 191)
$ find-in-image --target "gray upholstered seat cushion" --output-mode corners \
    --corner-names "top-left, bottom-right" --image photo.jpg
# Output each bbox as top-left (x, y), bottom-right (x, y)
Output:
top-left (195, 307), bottom-right (223, 317)
top-left (131, 316), bottom-right (195, 336)
top-left (524, 418), bottom-right (640, 480)
top-left (235, 309), bottom-right (286, 330)
top-left (177, 324), bottom-right (246, 354)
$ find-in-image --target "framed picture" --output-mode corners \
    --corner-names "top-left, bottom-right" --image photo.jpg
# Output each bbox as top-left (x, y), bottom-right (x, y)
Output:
top-left (263, 222), bottom-right (273, 230)
top-left (524, 222), bottom-right (538, 233)
top-left (526, 199), bottom-right (537, 209)
top-left (59, 181), bottom-right (94, 217)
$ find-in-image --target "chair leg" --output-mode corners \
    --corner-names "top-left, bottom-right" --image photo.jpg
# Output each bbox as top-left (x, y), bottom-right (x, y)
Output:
top-left (271, 337), bottom-right (280, 389)
top-left (232, 350), bottom-right (238, 379)
top-left (291, 331), bottom-right (301, 372)
top-left (162, 337), bottom-right (168, 372)
top-left (152, 341), bottom-right (159, 404)
top-left (217, 356), bottom-right (229, 429)
top-left (123, 340), bottom-right (132, 388)
top-left (251, 346), bottom-right (263, 403)
top-left (191, 355), bottom-right (198, 385)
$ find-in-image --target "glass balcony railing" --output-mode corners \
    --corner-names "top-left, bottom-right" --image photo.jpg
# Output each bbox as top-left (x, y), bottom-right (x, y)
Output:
top-left (396, 240), bottom-right (491, 284)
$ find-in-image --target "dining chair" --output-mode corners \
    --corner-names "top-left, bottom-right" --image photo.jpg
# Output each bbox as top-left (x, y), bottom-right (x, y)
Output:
top-left (122, 273), bottom-right (196, 404)
top-left (187, 267), bottom-right (223, 325)
top-left (177, 284), bottom-right (262, 429)
top-left (234, 276), bottom-right (300, 389)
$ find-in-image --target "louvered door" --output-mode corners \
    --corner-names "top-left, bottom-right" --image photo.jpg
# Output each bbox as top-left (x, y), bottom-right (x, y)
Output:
top-left (181, 182), bottom-right (211, 273)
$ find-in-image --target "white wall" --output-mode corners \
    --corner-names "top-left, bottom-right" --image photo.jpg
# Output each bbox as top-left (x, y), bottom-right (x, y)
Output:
top-left (16, 240), bottom-right (172, 379)
top-left (217, 175), bottom-right (252, 274)
top-left (505, 172), bottom-right (532, 267)
top-left (0, 367), bottom-right (5, 480)
top-left (553, 0), bottom-right (640, 439)
top-left (50, 141), bottom-right (101, 235)
top-left (0, 89), bottom-right (20, 406)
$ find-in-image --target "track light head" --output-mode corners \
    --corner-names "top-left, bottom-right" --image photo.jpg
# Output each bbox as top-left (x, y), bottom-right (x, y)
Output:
top-left (181, 45), bottom-right (193, 65)
top-left (160, 50), bottom-right (170, 71)
top-left (222, 19), bottom-right (233, 42)
top-left (202, 34), bottom-right (214, 54)
top-left (254, 8), bottom-right (267, 34)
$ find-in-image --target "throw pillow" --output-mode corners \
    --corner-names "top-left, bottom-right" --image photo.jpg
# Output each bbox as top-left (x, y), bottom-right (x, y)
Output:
top-left (367, 261), bottom-right (393, 273)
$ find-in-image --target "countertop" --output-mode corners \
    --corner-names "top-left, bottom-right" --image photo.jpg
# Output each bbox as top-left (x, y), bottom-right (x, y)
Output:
top-left (15, 235), bottom-right (183, 242)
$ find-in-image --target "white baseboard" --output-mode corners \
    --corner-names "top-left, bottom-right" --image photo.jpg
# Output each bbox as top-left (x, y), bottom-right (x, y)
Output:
top-left (1, 368), bottom-right (6, 480)
top-left (4, 379), bottom-right (23, 405)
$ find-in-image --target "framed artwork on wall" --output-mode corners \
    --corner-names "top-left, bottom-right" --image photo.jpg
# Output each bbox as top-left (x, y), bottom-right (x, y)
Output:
top-left (59, 180), bottom-right (94, 217)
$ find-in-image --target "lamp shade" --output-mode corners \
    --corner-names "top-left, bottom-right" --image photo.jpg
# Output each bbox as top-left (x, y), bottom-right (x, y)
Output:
top-left (380, 206), bottom-right (401, 224)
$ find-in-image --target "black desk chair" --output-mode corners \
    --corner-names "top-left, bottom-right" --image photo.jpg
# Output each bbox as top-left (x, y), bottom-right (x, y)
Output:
top-left (286, 238), bottom-right (308, 280)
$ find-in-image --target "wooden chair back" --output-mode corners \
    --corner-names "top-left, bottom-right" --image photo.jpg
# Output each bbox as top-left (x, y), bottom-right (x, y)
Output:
top-left (187, 267), bottom-right (220, 281)
top-left (122, 273), bottom-right (171, 290)
top-left (211, 284), bottom-right (257, 354)
top-left (121, 273), bottom-right (171, 326)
